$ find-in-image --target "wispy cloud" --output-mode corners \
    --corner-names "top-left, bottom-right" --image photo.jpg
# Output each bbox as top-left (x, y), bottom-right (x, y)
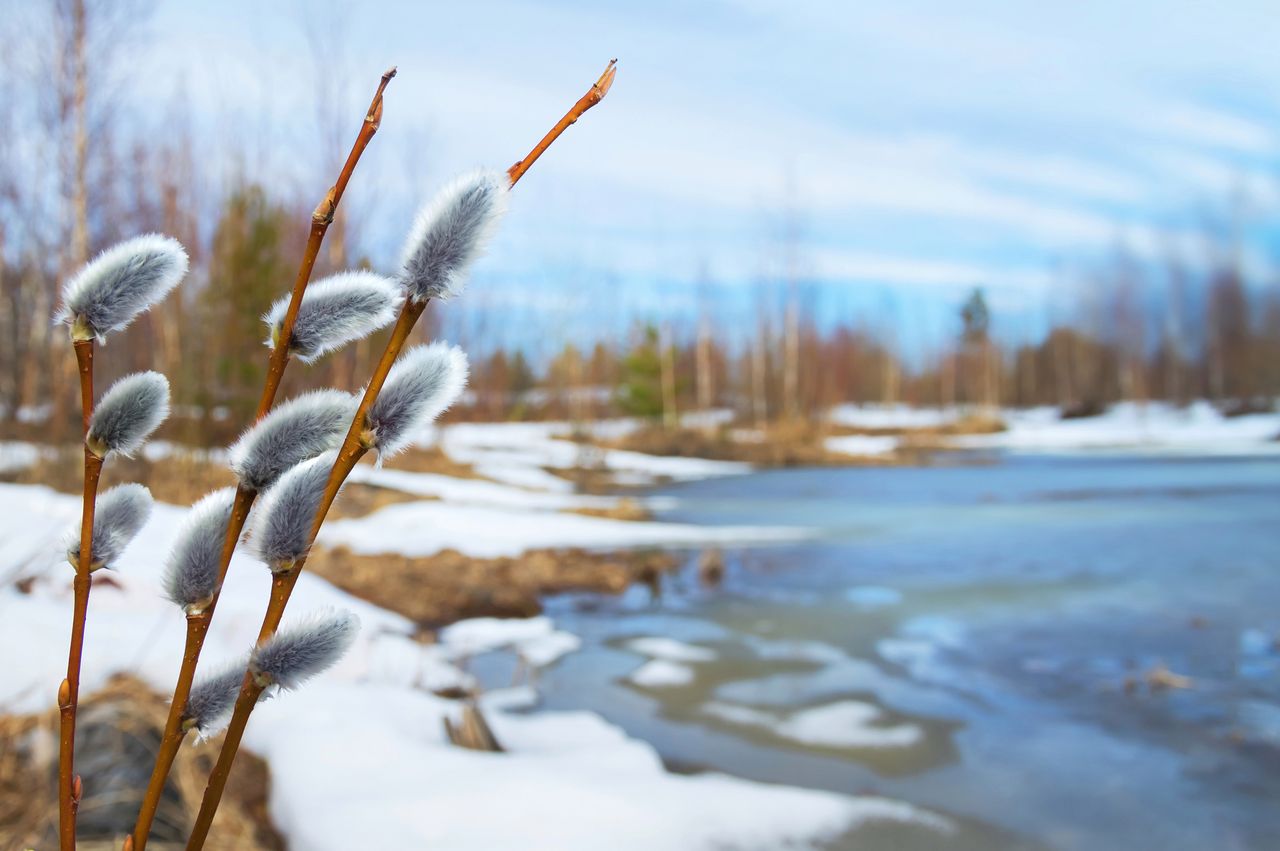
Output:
top-left (140, 0), bottom-right (1279, 336)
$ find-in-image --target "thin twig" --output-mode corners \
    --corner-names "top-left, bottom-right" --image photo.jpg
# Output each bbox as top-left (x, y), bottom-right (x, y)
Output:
top-left (59, 337), bottom-right (102, 851)
top-left (507, 59), bottom-right (615, 186)
top-left (184, 60), bottom-right (617, 849)
top-left (129, 67), bottom-right (397, 851)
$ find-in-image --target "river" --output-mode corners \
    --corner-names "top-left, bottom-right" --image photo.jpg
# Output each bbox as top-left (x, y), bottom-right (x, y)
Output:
top-left (525, 453), bottom-right (1280, 849)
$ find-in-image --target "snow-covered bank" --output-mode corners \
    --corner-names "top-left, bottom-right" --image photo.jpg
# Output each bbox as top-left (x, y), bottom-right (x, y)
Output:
top-left (320, 499), bottom-right (802, 559)
top-left (952, 402), bottom-right (1280, 455)
top-left (0, 483), bottom-right (946, 849)
top-left (827, 400), bottom-right (1280, 457)
top-left (429, 421), bottom-right (752, 488)
top-left (830, 405), bottom-right (960, 431)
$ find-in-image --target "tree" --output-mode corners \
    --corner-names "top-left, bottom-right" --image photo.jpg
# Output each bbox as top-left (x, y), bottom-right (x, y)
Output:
top-left (617, 324), bottom-right (665, 419)
top-left (199, 185), bottom-right (292, 424)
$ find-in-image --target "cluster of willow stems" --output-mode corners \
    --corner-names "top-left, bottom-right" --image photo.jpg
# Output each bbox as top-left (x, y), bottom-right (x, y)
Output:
top-left (49, 59), bottom-right (616, 851)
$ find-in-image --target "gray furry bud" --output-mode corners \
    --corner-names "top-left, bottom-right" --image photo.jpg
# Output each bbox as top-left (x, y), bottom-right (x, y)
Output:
top-left (86, 371), bottom-right (170, 458)
top-left (263, 271), bottom-right (401, 363)
top-left (363, 343), bottom-right (467, 457)
top-left (183, 660), bottom-right (246, 740)
top-left (248, 450), bottom-right (338, 570)
top-left (250, 609), bottom-right (360, 690)
top-left (228, 390), bottom-right (354, 492)
top-left (399, 170), bottom-right (508, 303)
top-left (163, 488), bottom-right (236, 612)
top-left (54, 234), bottom-right (188, 341)
top-left (65, 483), bottom-right (153, 571)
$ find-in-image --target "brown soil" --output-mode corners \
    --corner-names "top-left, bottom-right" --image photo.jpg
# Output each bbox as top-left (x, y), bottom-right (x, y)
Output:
top-left (0, 675), bottom-right (283, 851)
top-left (389, 446), bottom-right (482, 479)
top-left (307, 545), bottom-right (679, 629)
top-left (569, 497), bottom-right (651, 521)
top-left (599, 415), bottom-right (1005, 470)
top-left (599, 422), bottom-right (891, 468)
top-left (1, 449), bottom-right (236, 506)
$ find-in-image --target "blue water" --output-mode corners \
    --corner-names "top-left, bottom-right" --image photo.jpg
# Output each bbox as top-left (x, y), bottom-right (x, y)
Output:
top-left (535, 454), bottom-right (1280, 850)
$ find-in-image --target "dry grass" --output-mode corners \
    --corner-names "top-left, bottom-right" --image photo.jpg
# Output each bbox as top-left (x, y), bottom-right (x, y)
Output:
top-left (569, 497), bottom-right (651, 521)
top-left (1, 449), bottom-right (236, 506)
top-left (602, 421), bottom-right (894, 468)
top-left (308, 545), bottom-right (677, 628)
top-left (0, 676), bottom-right (282, 851)
top-left (388, 446), bottom-right (481, 479)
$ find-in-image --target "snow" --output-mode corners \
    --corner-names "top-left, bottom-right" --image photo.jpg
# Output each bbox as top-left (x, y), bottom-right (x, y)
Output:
top-left (441, 616), bottom-right (581, 667)
top-left (626, 636), bottom-right (717, 663)
top-left (703, 700), bottom-right (925, 750)
top-left (777, 701), bottom-right (924, 749)
top-left (829, 401), bottom-right (1280, 455)
top-left (347, 464), bottom-right (619, 511)
top-left (951, 401), bottom-right (1280, 455)
top-left (428, 421), bottom-right (752, 488)
top-left (0, 441), bottom-right (48, 473)
top-left (830, 404), bottom-right (960, 430)
top-left (0, 482), bottom-right (950, 849)
top-left (825, 434), bottom-right (898, 457)
top-left (320, 501), bottom-right (803, 559)
top-left (252, 683), bottom-right (949, 850)
top-left (628, 659), bottom-right (696, 687)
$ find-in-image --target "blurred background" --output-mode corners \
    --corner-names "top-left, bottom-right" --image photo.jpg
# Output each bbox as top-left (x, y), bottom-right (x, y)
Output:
top-left (2, 2), bottom-right (1279, 850)
top-left (1, 0), bottom-right (1278, 433)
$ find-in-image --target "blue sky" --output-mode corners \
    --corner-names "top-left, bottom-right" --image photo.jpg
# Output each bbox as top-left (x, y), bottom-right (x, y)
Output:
top-left (131, 0), bottom-right (1279, 351)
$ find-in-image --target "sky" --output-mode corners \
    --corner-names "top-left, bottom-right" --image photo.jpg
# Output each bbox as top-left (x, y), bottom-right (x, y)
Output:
top-left (120, 1), bottom-right (1280, 350)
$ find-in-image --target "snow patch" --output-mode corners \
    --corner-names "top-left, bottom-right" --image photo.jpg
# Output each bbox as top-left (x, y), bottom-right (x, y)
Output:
top-left (629, 659), bottom-right (696, 688)
top-left (627, 636), bottom-right (717, 663)
top-left (319, 501), bottom-right (803, 559)
top-left (703, 699), bottom-right (925, 750)
top-left (825, 435), bottom-right (898, 457)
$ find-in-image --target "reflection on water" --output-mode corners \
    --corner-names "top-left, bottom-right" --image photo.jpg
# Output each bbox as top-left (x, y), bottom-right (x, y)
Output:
top-left (529, 455), bottom-right (1280, 850)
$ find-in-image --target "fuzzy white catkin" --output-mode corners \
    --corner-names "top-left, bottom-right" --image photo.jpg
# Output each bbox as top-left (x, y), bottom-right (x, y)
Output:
top-left (250, 609), bottom-right (360, 691)
top-left (162, 487), bottom-right (236, 611)
top-left (54, 234), bottom-right (188, 340)
top-left (262, 271), bottom-right (401, 363)
top-left (228, 390), bottom-right (354, 492)
top-left (248, 450), bottom-right (339, 569)
top-left (184, 660), bottom-right (247, 740)
top-left (364, 343), bottom-right (468, 458)
top-left (87, 371), bottom-right (170, 458)
top-left (399, 170), bottom-right (508, 303)
top-left (64, 483), bottom-right (153, 570)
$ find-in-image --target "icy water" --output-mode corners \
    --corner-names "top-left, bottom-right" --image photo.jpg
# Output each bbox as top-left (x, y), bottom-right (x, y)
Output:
top-left (534, 454), bottom-right (1280, 850)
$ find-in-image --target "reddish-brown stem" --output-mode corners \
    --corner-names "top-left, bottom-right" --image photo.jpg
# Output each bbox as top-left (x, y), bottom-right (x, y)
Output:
top-left (507, 59), bottom-right (616, 186)
top-left (255, 65), bottom-right (395, 420)
top-left (181, 675), bottom-right (266, 850)
top-left (60, 338), bottom-right (101, 851)
top-left (184, 302), bottom-right (423, 848)
top-left (186, 61), bottom-right (615, 848)
top-left (130, 485), bottom-right (252, 850)
top-left (132, 67), bottom-right (397, 851)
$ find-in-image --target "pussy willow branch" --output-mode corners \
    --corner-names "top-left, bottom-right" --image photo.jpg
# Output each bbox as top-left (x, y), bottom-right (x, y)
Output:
top-left (507, 59), bottom-right (615, 184)
top-left (59, 338), bottom-right (101, 851)
top-left (183, 60), bottom-right (616, 850)
top-left (129, 67), bottom-right (397, 851)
